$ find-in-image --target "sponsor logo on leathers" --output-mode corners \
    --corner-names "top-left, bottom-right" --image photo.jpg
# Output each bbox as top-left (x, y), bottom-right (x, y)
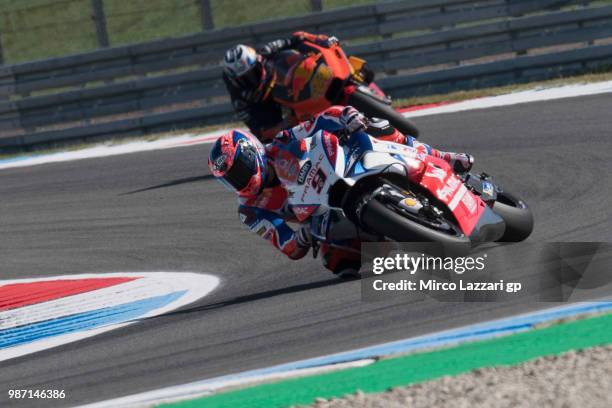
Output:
top-left (297, 161), bottom-right (312, 184)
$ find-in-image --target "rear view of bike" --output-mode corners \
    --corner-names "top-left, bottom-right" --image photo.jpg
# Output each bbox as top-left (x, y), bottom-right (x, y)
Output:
top-left (271, 41), bottom-right (420, 138)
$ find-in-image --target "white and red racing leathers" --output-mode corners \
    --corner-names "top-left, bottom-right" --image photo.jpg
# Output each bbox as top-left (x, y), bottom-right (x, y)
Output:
top-left (237, 106), bottom-right (472, 273)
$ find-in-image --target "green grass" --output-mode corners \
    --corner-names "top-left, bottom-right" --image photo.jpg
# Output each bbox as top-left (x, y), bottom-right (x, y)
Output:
top-left (103, 0), bottom-right (201, 46)
top-left (210, 0), bottom-right (310, 28)
top-left (0, 0), bottom-right (97, 63)
top-left (209, 0), bottom-right (378, 28)
top-left (0, 0), bottom-right (378, 64)
top-left (1, 0), bottom-right (608, 63)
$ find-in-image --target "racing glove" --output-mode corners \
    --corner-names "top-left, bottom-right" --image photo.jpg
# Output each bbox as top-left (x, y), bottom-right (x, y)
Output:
top-left (258, 38), bottom-right (293, 57)
top-left (449, 153), bottom-right (474, 174)
top-left (324, 36), bottom-right (340, 47)
top-left (340, 106), bottom-right (367, 134)
top-left (292, 31), bottom-right (339, 48)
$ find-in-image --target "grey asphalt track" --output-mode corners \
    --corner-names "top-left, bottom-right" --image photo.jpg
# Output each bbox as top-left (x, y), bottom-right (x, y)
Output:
top-left (1, 93), bottom-right (611, 408)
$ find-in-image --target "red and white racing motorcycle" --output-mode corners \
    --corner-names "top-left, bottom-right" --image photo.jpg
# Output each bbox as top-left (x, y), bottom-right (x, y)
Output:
top-left (280, 129), bottom-right (533, 252)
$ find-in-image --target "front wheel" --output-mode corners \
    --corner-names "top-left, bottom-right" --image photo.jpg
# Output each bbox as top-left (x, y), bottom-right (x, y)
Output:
top-left (492, 191), bottom-right (534, 242)
top-left (347, 89), bottom-right (420, 138)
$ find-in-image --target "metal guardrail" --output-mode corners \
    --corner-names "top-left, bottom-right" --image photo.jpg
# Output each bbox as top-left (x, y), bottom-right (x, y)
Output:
top-left (0, 0), bottom-right (610, 150)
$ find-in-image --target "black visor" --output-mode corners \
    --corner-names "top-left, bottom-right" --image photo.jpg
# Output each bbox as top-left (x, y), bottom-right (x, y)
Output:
top-left (224, 142), bottom-right (259, 192)
top-left (237, 62), bottom-right (263, 89)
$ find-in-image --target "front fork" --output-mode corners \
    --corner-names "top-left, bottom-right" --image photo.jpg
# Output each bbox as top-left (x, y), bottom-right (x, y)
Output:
top-left (462, 172), bottom-right (502, 206)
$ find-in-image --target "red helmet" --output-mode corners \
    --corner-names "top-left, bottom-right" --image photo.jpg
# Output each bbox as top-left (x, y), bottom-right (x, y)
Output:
top-left (208, 130), bottom-right (267, 197)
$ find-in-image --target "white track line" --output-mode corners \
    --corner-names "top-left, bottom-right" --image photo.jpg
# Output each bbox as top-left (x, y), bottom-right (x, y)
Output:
top-left (0, 132), bottom-right (225, 170)
top-left (406, 80), bottom-right (612, 118)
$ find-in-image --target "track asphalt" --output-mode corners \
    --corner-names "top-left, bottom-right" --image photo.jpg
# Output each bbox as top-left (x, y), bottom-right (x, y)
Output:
top-left (0, 93), bottom-right (611, 407)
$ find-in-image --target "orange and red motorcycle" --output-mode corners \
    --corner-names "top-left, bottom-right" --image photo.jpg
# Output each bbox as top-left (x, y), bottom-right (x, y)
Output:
top-left (264, 40), bottom-right (420, 139)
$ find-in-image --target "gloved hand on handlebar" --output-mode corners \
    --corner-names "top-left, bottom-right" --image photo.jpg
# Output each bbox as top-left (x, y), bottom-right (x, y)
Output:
top-left (259, 38), bottom-right (293, 57)
top-left (259, 33), bottom-right (340, 59)
top-left (323, 36), bottom-right (340, 47)
top-left (340, 106), bottom-right (367, 134)
top-left (292, 31), bottom-right (339, 48)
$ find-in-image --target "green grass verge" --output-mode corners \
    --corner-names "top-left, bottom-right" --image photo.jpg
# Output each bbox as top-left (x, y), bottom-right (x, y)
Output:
top-left (0, 0), bottom-right (97, 63)
top-left (2, 0), bottom-right (609, 63)
top-left (0, 0), bottom-right (378, 64)
top-left (104, 0), bottom-right (202, 46)
top-left (1, 0), bottom-right (611, 63)
top-left (160, 312), bottom-right (612, 408)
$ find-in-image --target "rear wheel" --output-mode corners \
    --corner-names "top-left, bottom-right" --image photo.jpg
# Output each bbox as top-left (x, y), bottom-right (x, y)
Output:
top-left (348, 89), bottom-right (420, 138)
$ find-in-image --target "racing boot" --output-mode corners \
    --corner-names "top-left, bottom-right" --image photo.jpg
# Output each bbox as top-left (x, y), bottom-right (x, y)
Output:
top-left (333, 260), bottom-right (361, 279)
top-left (321, 242), bottom-right (362, 279)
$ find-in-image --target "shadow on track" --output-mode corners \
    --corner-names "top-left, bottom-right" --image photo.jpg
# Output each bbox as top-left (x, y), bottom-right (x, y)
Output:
top-left (120, 174), bottom-right (216, 195)
top-left (162, 277), bottom-right (352, 317)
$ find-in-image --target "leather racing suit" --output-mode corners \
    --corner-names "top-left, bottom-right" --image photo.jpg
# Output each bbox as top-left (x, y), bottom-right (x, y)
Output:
top-left (236, 106), bottom-right (472, 275)
top-left (223, 32), bottom-right (349, 141)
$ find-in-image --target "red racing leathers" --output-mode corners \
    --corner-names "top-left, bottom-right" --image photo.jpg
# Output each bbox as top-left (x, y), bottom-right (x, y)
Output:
top-left (237, 106), bottom-right (472, 274)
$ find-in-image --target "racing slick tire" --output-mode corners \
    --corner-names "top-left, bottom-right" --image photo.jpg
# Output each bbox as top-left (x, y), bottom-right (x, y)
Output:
top-left (492, 191), bottom-right (534, 242)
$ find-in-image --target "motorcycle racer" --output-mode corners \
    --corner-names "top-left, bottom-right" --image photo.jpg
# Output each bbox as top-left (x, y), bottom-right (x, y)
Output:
top-left (223, 31), bottom-right (374, 141)
top-left (208, 106), bottom-right (473, 276)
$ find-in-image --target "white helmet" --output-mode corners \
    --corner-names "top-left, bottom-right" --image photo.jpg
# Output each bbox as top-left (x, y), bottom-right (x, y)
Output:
top-left (223, 45), bottom-right (262, 87)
